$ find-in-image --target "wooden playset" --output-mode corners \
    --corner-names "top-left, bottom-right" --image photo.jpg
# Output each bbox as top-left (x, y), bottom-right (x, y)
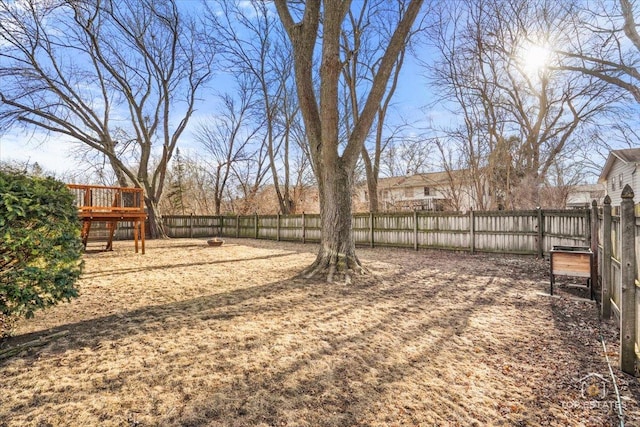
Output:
top-left (67, 184), bottom-right (147, 254)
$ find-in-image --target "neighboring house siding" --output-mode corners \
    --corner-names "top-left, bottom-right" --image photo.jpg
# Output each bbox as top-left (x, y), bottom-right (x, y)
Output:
top-left (604, 160), bottom-right (637, 206)
top-left (599, 148), bottom-right (640, 207)
top-left (372, 178), bottom-right (460, 211)
top-left (360, 171), bottom-right (483, 212)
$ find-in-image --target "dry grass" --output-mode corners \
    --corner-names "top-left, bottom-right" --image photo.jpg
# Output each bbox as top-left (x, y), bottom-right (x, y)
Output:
top-left (1, 238), bottom-right (638, 426)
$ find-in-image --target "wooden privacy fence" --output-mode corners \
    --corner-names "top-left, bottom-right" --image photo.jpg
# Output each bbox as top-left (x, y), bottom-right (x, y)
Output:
top-left (114, 209), bottom-right (590, 256)
top-left (598, 185), bottom-right (640, 375)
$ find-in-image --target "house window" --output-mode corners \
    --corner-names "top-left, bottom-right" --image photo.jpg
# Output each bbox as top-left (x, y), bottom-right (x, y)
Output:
top-left (424, 187), bottom-right (430, 196)
top-left (612, 179), bottom-right (616, 191)
top-left (381, 190), bottom-right (389, 200)
top-left (404, 188), bottom-right (413, 198)
top-left (363, 191), bottom-right (368, 202)
top-left (619, 173), bottom-right (623, 189)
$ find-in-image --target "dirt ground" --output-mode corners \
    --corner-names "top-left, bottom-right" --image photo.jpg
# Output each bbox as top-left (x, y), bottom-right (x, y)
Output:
top-left (1, 238), bottom-right (639, 426)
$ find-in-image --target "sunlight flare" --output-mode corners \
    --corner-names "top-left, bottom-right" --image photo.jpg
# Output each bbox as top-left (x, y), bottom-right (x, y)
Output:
top-left (518, 42), bottom-right (551, 77)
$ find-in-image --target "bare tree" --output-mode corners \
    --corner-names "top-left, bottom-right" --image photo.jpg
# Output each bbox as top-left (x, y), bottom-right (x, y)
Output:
top-left (433, 138), bottom-right (467, 211)
top-left (227, 149), bottom-right (270, 215)
top-left (556, 0), bottom-right (640, 101)
top-left (206, 0), bottom-right (305, 214)
top-left (274, 0), bottom-right (425, 282)
top-left (552, 0), bottom-right (640, 171)
top-left (379, 134), bottom-right (433, 178)
top-left (427, 0), bottom-right (622, 210)
top-left (185, 158), bottom-right (215, 215)
top-left (426, 0), bottom-right (503, 209)
top-left (160, 151), bottom-right (226, 215)
top-left (194, 79), bottom-right (263, 215)
top-left (339, 2), bottom-right (410, 212)
top-left (0, 0), bottom-right (214, 237)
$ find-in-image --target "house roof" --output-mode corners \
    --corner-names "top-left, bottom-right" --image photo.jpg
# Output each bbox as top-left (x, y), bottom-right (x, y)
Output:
top-left (378, 170), bottom-right (466, 190)
top-left (599, 148), bottom-right (640, 183)
top-left (566, 183), bottom-right (605, 205)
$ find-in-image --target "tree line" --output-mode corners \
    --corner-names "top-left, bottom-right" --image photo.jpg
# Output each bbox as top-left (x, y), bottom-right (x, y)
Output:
top-left (1, 0), bottom-right (639, 280)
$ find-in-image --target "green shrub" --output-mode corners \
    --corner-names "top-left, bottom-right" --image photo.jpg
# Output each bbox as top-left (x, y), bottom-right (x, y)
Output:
top-left (0, 170), bottom-right (83, 336)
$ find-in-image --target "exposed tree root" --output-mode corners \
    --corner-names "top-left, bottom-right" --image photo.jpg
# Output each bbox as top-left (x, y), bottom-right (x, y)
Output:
top-left (299, 250), bottom-right (369, 284)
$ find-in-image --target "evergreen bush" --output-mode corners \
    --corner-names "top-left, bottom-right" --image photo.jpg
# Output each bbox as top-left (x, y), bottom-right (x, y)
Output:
top-left (0, 170), bottom-right (83, 336)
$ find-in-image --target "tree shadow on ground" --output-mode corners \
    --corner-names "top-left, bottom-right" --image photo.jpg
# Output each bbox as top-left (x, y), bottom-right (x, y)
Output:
top-left (158, 271), bottom-right (559, 426)
top-left (0, 273), bottom-right (310, 350)
top-left (2, 245), bottom-right (612, 426)
top-left (4, 265), bottom-right (500, 424)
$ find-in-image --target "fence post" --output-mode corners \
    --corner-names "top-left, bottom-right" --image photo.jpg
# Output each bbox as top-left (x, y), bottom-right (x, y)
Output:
top-left (536, 207), bottom-right (544, 258)
top-left (277, 214), bottom-right (281, 241)
top-left (219, 216), bottom-right (224, 237)
top-left (619, 184), bottom-right (636, 375)
top-left (302, 212), bottom-right (306, 244)
top-left (369, 212), bottom-right (374, 248)
top-left (189, 213), bottom-right (194, 238)
top-left (602, 196), bottom-right (612, 319)
top-left (469, 209), bottom-right (475, 254)
top-left (585, 207), bottom-right (592, 250)
top-left (413, 210), bottom-right (419, 251)
top-left (236, 215), bottom-right (240, 238)
top-left (590, 200), bottom-right (599, 301)
top-left (254, 213), bottom-right (259, 239)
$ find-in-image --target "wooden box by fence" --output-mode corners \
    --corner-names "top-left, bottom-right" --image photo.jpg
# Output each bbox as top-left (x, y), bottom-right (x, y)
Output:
top-left (549, 245), bottom-right (594, 299)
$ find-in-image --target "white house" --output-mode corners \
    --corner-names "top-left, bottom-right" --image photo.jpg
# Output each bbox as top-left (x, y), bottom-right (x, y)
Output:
top-left (598, 148), bottom-right (640, 206)
top-left (565, 184), bottom-right (605, 209)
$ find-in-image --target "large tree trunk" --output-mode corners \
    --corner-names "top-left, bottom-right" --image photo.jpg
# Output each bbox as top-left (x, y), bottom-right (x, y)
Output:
top-left (144, 197), bottom-right (166, 239)
top-left (275, 0), bottom-right (423, 282)
top-left (301, 161), bottom-right (364, 282)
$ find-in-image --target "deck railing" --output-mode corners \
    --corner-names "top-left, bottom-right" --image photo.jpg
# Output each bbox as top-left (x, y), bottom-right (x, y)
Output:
top-left (67, 184), bottom-right (144, 215)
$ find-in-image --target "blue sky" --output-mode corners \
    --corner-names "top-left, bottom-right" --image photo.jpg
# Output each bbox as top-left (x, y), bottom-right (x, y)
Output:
top-left (0, 45), bottom-right (435, 177)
